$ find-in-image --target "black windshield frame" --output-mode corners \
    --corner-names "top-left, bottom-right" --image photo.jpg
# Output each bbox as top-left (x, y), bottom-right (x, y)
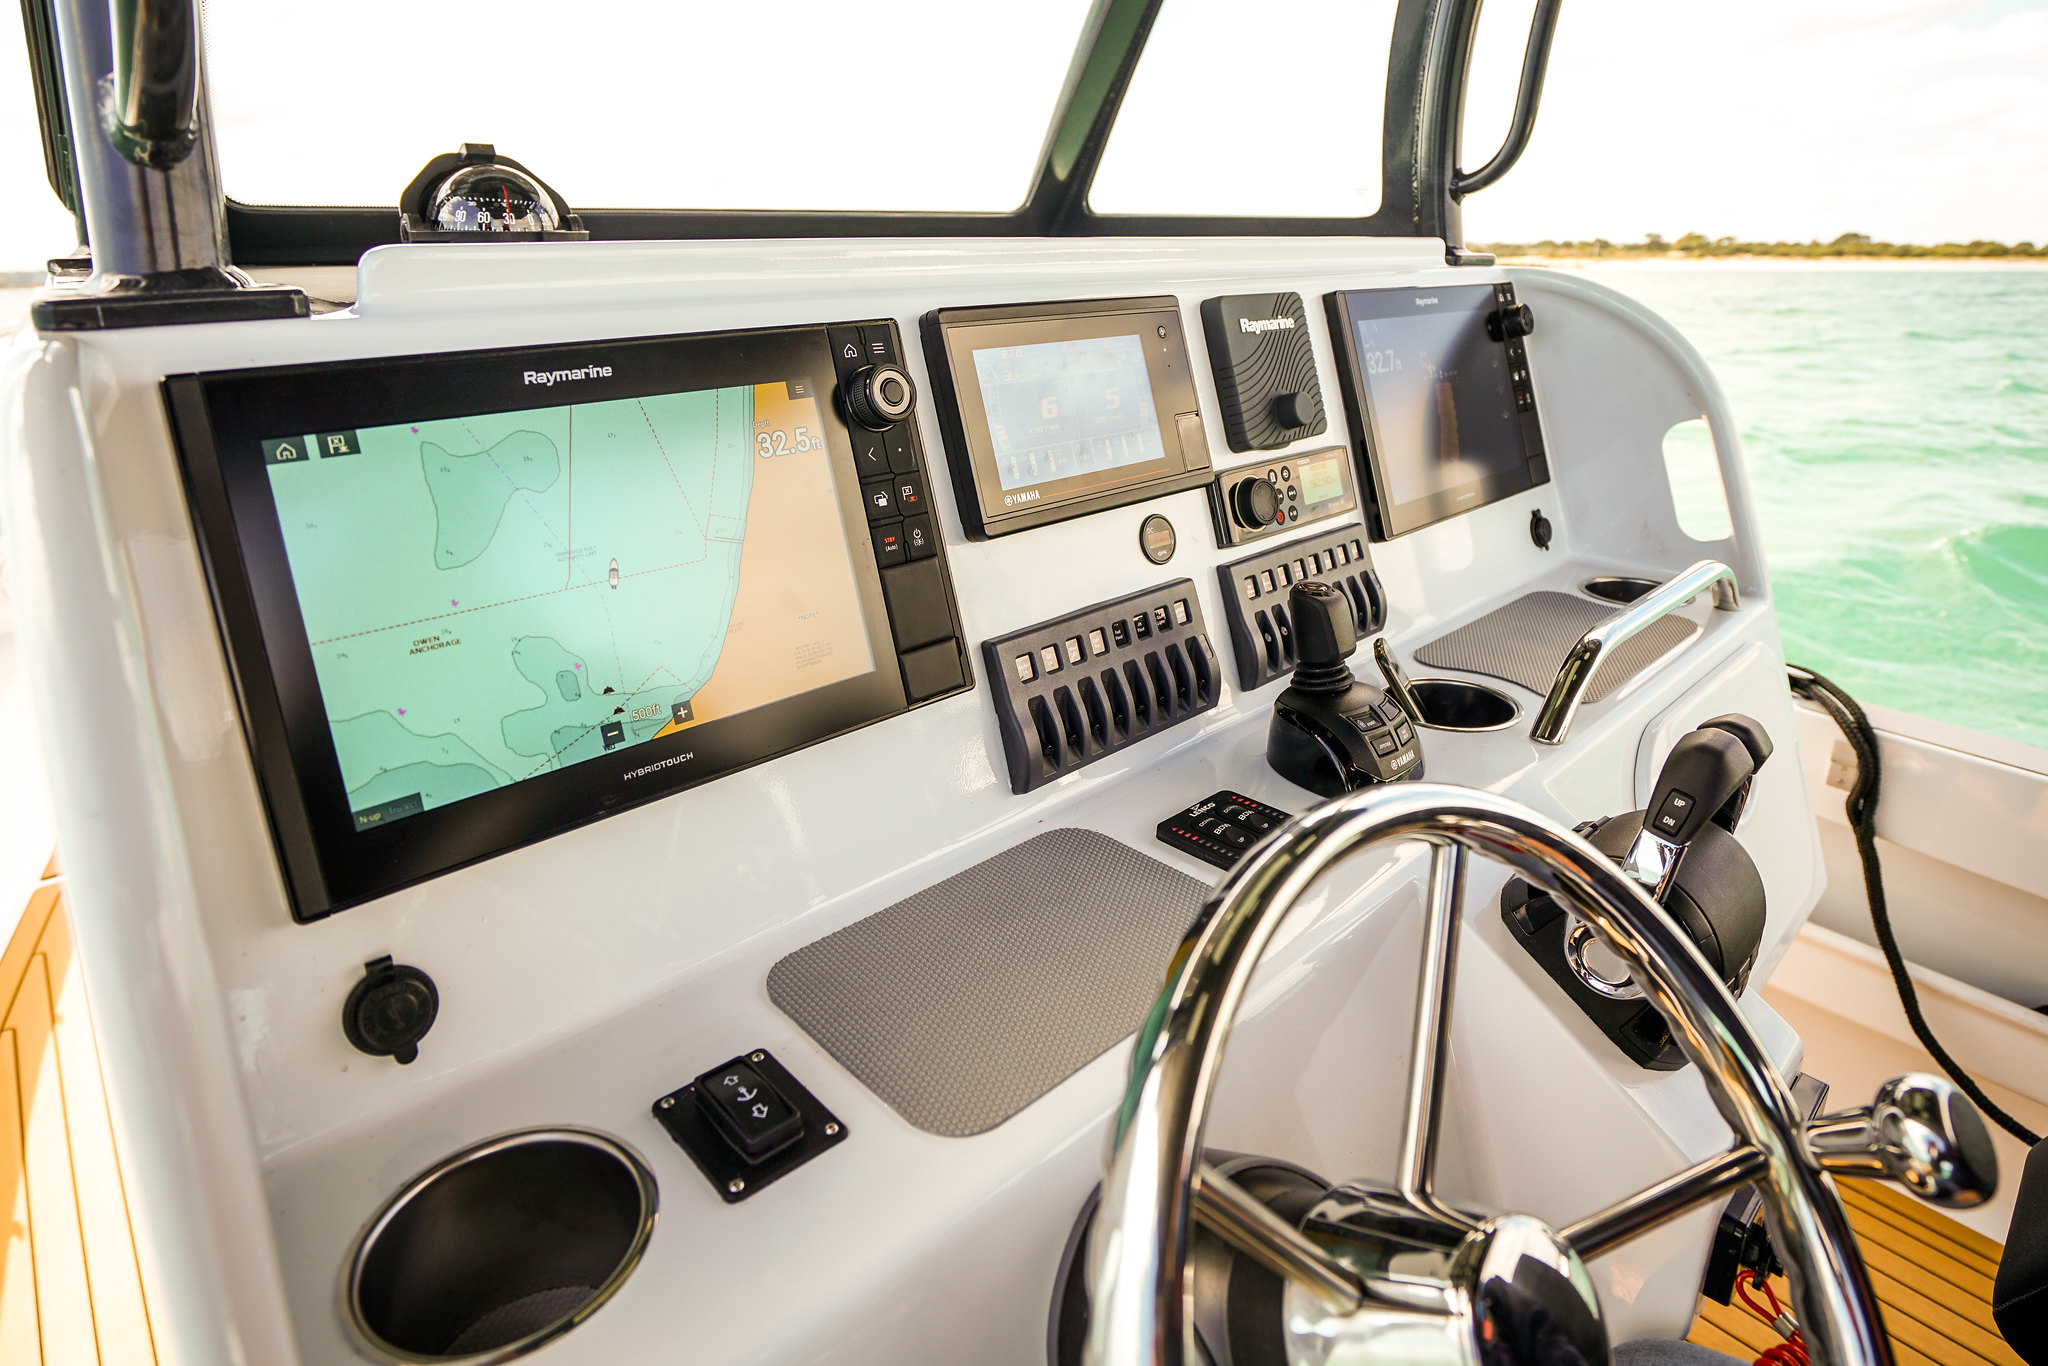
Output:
top-left (26, 0), bottom-right (1496, 267)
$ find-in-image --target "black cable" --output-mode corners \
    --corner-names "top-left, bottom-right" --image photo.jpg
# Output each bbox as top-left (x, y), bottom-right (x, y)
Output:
top-left (1788, 664), bottom-right (2040, 1146)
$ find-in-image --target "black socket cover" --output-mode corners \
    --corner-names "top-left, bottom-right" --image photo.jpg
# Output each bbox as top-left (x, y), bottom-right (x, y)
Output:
top-left (342, 955), bottom-right (439, 1065)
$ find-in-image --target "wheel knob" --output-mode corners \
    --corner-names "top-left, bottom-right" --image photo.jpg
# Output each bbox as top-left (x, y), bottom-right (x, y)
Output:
top-left (1229, 476), bottom-right (1281, 529)
top-left (1807, 1073), bottom-right (1998, 1208)
top-left (844, 363), bottom-right (916, 430)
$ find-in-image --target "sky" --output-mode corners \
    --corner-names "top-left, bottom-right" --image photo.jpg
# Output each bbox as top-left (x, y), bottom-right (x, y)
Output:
top-left (0, 0), bottom-right (2040, 271)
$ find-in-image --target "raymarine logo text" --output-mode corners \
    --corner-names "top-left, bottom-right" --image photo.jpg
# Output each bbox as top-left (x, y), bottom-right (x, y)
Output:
top-left (1238, 316), bottom-right (1296, 334)
top-left (1414, 297), bottom-right (1440, 307)
top-left (523, 365), bottom-right (613, 386)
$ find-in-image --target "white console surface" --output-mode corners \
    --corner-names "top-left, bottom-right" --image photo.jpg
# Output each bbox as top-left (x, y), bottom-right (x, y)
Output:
top-left (0, 238), bottom-right (1822, 1365)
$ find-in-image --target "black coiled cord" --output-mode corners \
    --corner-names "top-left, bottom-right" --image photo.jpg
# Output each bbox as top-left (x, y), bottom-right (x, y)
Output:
top-left (1788, 664), bottom-right (2040, 1146)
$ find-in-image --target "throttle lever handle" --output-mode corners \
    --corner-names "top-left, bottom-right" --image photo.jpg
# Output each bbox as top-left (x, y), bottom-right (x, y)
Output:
top-left (1645, 727), bottom-right (1755, 847)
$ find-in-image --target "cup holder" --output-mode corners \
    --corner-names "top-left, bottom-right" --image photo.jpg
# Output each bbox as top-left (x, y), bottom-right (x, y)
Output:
top-left (346, 1128), bottom-right (657, 1363)
top-left (1408, 679), bottom-right (1521, 733)
top-left (1581, 576), bottom-right (1660, 605)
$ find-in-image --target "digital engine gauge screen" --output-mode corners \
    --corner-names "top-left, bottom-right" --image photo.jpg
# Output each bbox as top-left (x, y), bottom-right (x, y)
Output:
top-left (971, 335), bottom-right (1167, 491)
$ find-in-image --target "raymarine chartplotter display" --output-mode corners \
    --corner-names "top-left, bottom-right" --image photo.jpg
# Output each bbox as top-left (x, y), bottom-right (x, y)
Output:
top-left (168, 322), bottom-right (968, 919)
top-left (1326, 282), bottom-right (1548, 539)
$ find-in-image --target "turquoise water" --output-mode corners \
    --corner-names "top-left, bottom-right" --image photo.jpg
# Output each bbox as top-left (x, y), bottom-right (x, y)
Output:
top-left (1581, 268), bottom-right (2048, 751)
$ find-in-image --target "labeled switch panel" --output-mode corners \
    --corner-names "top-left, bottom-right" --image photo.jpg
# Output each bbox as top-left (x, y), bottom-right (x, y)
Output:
top-left (653, 1048), bottom-right (848, 1203)
top-left (1216, 526), bottom-right (1387, 693)
top-left (1157, 790), bottom-right (1294, 871)
top-left (981, 580), bottom-right (1221, 795)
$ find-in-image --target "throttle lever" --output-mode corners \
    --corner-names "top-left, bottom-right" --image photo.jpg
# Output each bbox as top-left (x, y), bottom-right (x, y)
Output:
top-left (1624, 727), bottom-right (1756, 902)
top-left (1699, 712), bottom-right (1773, 831)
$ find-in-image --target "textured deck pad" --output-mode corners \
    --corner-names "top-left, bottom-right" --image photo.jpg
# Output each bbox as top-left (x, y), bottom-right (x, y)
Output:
top-left (767, 829), bottom-right (1209, 1137)
top-left (1413, 590), bottom-right (1699, 703)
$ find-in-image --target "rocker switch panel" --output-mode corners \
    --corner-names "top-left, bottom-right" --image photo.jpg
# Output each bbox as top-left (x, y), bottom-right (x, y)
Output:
top-left (694, 1059), bottom-right (803, 1160)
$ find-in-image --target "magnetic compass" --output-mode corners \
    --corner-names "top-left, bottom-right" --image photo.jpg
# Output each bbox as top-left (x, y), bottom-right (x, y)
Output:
top-left (399, 144), bottom-right (589, 243)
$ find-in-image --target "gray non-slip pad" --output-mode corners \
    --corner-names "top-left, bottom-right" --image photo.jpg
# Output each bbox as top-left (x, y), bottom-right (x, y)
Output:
top-left (1413, 590), bottom-right (1699, 704)
top-left (767, 828), bottom-right (1209, 1138)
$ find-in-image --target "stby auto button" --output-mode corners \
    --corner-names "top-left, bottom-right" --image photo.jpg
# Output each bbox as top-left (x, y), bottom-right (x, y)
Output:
top-left (695, 1061), bottom-right (804, 1161)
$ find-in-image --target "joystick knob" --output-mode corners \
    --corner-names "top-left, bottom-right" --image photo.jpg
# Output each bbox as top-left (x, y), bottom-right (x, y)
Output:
top-left (1228, 476), bottom-right (1281, 530)
top-left (844, 363), bottom-right (916, 430)
top-left (1286, 580), bottom-right (1357, 692)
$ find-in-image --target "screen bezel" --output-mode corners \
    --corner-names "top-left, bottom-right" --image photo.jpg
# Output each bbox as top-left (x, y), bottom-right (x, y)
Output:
top-left (923, 296), bottom-right (1212, 537)
top-left (167, 325), bottom-right (909, 921)
top-left (1327, 283), bottom-right (1548, 540)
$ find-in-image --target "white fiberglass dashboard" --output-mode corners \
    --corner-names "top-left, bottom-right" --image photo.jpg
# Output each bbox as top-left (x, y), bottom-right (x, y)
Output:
top-left (0, 237), bottom-right (1823, 1366)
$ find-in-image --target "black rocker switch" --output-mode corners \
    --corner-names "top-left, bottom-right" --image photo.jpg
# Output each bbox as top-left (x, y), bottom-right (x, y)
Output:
top-left (694, 1059), bottom-right (804, 1161)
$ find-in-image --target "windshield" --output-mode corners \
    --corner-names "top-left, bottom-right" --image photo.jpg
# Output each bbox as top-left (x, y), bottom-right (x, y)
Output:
top-left (1088, 0), bottom-right (1396, 217)
top-left (201, 0), bottom-right (1096, 211)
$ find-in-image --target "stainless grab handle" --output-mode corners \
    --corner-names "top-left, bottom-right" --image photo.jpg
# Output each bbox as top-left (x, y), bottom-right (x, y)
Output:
top-left (1529, 560), bottom-right (1740, 745)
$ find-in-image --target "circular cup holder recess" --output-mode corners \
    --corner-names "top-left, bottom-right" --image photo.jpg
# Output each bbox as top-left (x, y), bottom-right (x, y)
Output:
top-left (1408, 679), bottom-right (1522, 733)
top-left (1580, 576), bottom-right (1661, 605)
top-left (346, 1128), bottom-right (657, 1364)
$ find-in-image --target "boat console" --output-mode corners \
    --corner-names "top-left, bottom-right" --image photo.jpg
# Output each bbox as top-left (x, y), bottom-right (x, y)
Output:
top-left (3, 234), bottom-right (1863, 1364)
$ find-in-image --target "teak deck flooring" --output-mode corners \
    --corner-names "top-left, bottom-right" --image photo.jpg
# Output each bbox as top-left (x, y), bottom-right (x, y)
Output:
top-left (0, 853), bottom-right (2019, 1366)
top-left (1690, 1179), bottom-right (2013, 1366)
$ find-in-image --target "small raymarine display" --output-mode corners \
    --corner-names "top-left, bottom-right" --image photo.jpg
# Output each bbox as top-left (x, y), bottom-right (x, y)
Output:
top-left (1325, 282), bottom-right (1548, 540)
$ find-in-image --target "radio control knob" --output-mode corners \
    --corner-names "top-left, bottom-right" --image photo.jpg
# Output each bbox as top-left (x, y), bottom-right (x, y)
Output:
top-left (1229, 476), bottom-right (1281, 529)
top-left (844, 363), bottom-right (916, 430)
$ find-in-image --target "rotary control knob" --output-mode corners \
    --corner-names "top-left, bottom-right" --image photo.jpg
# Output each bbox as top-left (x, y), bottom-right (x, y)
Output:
top-left (1269, 390), bottom-right (1310, 429)
top-left (843, 363), bottom-right (916, 430)
top-left (1228, 475), bottom-right (1281, 529)
top-left (1488, 303), bottom-right (1536, 342)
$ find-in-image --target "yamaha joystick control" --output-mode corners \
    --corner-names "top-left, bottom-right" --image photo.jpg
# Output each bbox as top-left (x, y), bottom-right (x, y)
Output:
top-left (1265, 581), bottom-right (1423, 797)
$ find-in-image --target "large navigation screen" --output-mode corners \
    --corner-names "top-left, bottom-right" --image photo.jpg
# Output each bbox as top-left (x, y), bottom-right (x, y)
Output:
top-left (171, 321), bottom-right (960, 920)
top-left (262, 380), bottom-right (874, 832)
top-left (971, 335), bottom-right (1167, 491)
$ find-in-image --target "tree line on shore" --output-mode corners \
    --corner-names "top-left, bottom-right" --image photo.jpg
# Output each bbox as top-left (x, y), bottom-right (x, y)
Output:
top-left (1472, 232), bottom-right (2043, 259)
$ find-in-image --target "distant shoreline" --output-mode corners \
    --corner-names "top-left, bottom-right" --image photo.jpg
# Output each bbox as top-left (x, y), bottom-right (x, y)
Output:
top-left (1490, 255), bottom-right (2048, 271)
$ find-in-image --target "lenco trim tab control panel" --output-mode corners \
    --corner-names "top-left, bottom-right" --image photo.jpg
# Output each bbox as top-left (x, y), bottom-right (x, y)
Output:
top-left (922, 295), bottom-right (1214, 538)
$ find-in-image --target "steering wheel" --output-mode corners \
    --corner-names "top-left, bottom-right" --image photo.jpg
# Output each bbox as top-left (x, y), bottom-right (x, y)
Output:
top-left (1084, 783), bottom-right (1994, 1366)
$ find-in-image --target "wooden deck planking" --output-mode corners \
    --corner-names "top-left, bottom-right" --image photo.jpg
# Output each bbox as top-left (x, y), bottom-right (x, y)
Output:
top-left (0, 867), bottom-right (159, 1366)
top-left (1689, 1181), bottom-right (2013, 1366)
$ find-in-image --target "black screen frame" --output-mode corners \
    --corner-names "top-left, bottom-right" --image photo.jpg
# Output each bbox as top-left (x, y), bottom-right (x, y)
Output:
top-left (921, 295), bottom-right (1212, 538)
top-left (167, 324), bottom-right (924, 921)
top-left (1326, 283), bottom-right (1549, 540)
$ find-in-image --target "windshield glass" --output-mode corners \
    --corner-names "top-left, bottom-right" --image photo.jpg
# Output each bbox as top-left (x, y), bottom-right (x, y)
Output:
top-left (201, 0), bottom-right (1095, 210)
top-left (1088, 0), bottom-right (1396, 217)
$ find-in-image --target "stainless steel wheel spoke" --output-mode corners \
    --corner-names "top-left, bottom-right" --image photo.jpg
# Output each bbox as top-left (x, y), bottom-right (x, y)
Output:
top-left (1397, 841), bottom-right (1466, 1207)
top-left (1559, 1145), bottom-right (1766, 1261)
top-left (1193, 1163), bottom-right (1364, 1313)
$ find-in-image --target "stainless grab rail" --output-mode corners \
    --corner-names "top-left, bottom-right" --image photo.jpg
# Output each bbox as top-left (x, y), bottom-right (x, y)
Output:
top-left (1529, 559), bottom-right (1740, 745)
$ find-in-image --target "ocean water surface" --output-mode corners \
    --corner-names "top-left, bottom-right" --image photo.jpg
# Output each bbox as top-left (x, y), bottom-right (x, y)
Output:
top-left (1577, 267), bottom-right (2048, 752)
